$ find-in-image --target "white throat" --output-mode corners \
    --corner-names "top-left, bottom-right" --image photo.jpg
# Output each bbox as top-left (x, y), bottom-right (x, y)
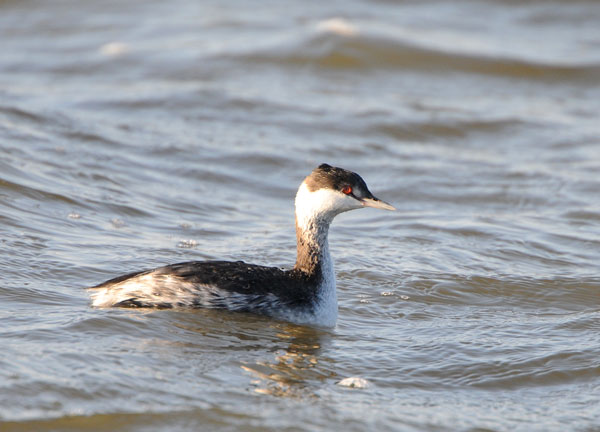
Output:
top-left (294, 183), bottom-right (341, 275)
top-left (293, 182), bottom-right (361, 326)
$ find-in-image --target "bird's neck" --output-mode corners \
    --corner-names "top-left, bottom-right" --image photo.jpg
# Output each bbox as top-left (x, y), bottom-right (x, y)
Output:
top-left (293, 182), bottom-right (337, 278)
top-left (294, 214), bottom-right (332, 277)
top-left (291, 183), bottom-right (339, 325)
top-left (293, 212), bottom-right (337, 323)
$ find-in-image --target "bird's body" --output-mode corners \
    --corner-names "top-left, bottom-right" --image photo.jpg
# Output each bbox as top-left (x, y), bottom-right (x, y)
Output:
top-left (88, 164), bottom-right (394, 327)
top-left (90, 260), bottom-right (338, 325)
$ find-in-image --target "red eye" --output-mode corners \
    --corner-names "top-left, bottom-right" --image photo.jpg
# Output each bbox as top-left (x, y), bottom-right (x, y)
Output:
top-left (342, 186), bottom-right (352, 195)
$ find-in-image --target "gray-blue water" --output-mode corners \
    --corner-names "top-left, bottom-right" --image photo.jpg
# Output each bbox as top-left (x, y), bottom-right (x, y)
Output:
top-left (1, 1), bottom-right (600, 430)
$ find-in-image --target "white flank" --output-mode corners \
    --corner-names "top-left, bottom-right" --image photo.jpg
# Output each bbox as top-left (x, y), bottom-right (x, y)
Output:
top-left (89, 272), bottom-right (277, 311)
top-left (90, 272), bottom-right (205, 307)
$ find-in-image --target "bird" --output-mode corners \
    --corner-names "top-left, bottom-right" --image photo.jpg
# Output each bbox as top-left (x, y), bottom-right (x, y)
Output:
top-left (88, 164), bottom-right (395, 327)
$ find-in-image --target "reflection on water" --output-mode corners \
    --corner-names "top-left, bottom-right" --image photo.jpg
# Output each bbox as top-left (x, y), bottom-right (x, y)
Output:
top-left (242, 325), bottom-right (329, 398)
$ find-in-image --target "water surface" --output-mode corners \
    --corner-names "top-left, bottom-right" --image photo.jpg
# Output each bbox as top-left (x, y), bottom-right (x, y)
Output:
top-left (1, 0), bottom-right (600, 430)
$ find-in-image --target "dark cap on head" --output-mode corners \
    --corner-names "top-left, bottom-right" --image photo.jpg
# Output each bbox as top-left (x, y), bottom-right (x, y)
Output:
top-left (305, 164), bottom-right (372, 197)
top-left (303, 164), bottom-right (396, 211)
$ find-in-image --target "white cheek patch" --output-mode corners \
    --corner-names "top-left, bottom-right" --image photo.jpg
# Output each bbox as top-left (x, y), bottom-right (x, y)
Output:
top-left (295, 183), bottom-right (362, 230)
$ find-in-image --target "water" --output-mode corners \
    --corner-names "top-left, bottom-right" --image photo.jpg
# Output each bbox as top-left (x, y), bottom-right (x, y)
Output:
top-left (1, 0), bottom-right (600, 430)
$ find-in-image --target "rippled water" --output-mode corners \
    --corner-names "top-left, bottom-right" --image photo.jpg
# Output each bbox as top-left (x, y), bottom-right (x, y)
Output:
top-left (1, 0), bottom-right (600, 430)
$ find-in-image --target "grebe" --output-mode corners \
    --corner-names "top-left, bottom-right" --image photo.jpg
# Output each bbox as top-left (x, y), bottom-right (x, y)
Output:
top-left (89, 164), bottom-right (395, 327)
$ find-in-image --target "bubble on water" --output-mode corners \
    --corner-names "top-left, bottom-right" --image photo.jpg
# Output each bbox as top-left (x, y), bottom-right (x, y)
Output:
top-left (400, 295), bottom-right (410, 300)
top-left (380, 291), bottom-right (394, 296)
top-left (68, 212), bottom-right (81, 219)
top-left (337, 377), bottom-right (370, 389)
top-left (99, 42), bottom-right (129, 57)
top-left (177, 239), bottom-right (198, 248)
top-left (357, 293), bottom-right (370, 303)
top-left (111, 218), bottom-right (126, 228)
top-left (315, 18), bottom-right (358, 37)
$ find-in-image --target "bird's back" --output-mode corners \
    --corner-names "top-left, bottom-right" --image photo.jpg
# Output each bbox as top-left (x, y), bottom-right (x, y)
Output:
top-left (89, 260), bottom-right (320, 314)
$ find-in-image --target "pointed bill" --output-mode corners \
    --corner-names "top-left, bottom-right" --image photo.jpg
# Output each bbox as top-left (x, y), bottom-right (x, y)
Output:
top-left (360, 196), bottom-right (396, 211)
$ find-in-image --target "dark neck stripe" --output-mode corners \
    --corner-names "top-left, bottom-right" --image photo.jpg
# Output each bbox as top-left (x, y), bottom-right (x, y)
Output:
top-left (293, 217), bottom-right (329, 279)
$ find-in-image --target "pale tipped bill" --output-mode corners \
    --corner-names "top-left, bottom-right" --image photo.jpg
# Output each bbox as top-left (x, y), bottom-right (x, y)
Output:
top-left (360, 196), bottom-right (396, 211)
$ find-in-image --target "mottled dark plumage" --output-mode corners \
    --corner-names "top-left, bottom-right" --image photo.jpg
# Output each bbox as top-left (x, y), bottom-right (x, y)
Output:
top-left (92, 260), bottom-right (322, 312)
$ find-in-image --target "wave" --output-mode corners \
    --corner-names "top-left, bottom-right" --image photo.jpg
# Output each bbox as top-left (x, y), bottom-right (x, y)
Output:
top-left (235, 30), bottom-right (600, 82)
